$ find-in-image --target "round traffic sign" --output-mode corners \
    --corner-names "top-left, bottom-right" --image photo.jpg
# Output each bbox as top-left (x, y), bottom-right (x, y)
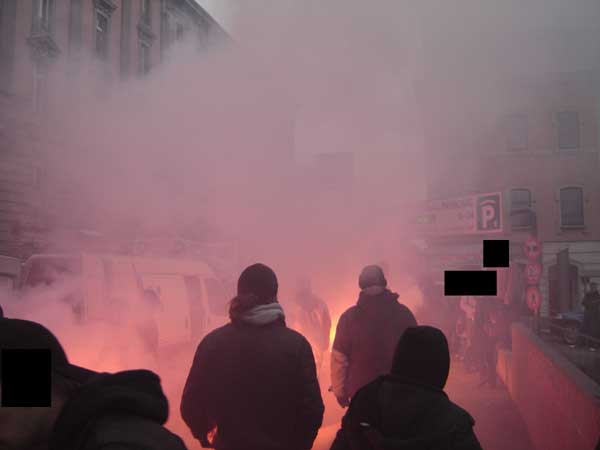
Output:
top-left (526, 286), bottom-right (541, 311)
top-left (525, 262), bottom-right (542, 285)
top-left (524, 236), bottom-right (541, 260)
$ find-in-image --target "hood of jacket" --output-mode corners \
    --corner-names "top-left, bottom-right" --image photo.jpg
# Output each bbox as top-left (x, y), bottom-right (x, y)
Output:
top-left (50, 370), bottom-right (169, 450)
top-left (391, 325), bottom-right (450, 390)
top-left (356, 287), bottom-right (399, 309)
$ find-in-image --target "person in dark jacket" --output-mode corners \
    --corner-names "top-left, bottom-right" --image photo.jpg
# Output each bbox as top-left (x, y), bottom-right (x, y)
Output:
top-left (292, 278), bottom-right (332, 370)
top-left (180, 263), bottom-right (324, 450)
top-left (583, 283), bottom-right (600, 348)
top-left (330, 326), bottom-right (483, 450)
top-left (331, 265), bottom-right (417, 408)
top-left (479, 299), bottom-right (501, 388)
top-left (137, 289), bottom-right (162, 359)
top-left (0, 317), bottom-right (187, 450)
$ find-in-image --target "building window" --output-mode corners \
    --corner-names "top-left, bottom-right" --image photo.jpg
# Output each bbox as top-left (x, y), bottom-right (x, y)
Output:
top-left (506, 113), bottom-right (528, 151)
top-left (141, 0), bottom-right (151, 26)
top-left (0, 0), bottom-right (17, 91)
top-left (33, 61), bottom-right (48, 113)
top-left (68, 0), bottom-right (82, 53)
top-left (120, 0), bottom-right (131, 76)
top-left (95, 10), bottom-right (109, 60)
top-left (139, 42), bottom-right (150, 75)
top-left (176, 23), bottom-right (185, 41)
top-left (557, 111), bottom-right (580, 150)
top-left (33, 0), bottom-right (54, 33)
top-left (559, 186), bottom-right (584, 228)
top-left (509, 188), bottom-right (533, 228)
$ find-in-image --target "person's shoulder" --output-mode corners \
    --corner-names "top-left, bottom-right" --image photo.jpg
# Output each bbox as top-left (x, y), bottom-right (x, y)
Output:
top-left (339, 305), bottom-right (359, 321)
top-left (204, 322), bottom-right (234, 339)
top-left (281, 325), bottom-right (313, 345)
top-left (443, 398), bottom-right (476, 429)
top-left (196, 323), bottom-right (235, 349)
top-left (394, 300), bottom-right (416, 319)
top-left (84, 414), bottom-right (187, 450)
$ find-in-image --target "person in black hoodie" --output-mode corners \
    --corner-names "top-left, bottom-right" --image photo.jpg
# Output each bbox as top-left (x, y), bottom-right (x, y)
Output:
top-left (180, 263), bottom-right (324, 450)
top-left (330, 326), bottom-right (483, 450)
top-left (0, 317), bottom-right (187, 450)
top-left (331, 265), bottom-right (417, 408)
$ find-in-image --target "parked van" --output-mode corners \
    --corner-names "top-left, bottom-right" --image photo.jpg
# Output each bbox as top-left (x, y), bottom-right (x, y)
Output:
top-left (0, 255), bottom-right (21, 290)
top-left (19, 253), bottom-right (231, 350)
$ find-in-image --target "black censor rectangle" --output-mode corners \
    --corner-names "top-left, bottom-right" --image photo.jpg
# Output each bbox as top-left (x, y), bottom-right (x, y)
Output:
top-left (444, 270), bottom-right (497, 296)
top-left (1, 349), bottom-right (52, 407)
top-left (483, 240), bottom-right (509, 268)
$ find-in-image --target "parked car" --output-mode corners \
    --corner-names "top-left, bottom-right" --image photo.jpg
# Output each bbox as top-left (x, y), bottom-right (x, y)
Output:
top-left (550, 311), bottom-right (584, 345)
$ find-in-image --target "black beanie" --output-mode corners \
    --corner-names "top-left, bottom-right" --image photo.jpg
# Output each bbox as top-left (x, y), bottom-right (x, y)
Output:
top-left (0, 318), bottom-right (97, 383)
top-left (359, 265), bottom-right (387, 289)
top-left (391, 326), bottom-right (450, 390)
top-left (237, 263), bottom-right (278, 303)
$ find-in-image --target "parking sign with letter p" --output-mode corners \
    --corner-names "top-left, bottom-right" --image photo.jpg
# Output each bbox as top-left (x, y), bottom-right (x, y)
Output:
top-left (476, 193), bottom-right (502, 233)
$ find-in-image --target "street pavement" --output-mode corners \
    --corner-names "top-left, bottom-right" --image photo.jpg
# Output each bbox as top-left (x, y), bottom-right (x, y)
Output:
top-left (164, 351), bottom-right (534, 450)
top-left (444, 363), bottom-right (533, 450)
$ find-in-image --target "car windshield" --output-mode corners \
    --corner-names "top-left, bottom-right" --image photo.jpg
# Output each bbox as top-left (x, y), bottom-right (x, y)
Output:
top-left (205, 278), bottom-right (229, 316)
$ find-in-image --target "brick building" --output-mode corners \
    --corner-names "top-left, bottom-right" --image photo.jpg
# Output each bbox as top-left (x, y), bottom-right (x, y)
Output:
top-left (0, 0), bottom-right (228, 258)
top-left (419, 71), bottom-right (600, 316)
top-left (411, 1), bottom-right (600, 316)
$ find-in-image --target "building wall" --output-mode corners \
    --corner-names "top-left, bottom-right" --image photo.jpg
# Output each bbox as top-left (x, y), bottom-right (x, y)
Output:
top-left (508, 323), bottom-right (600, 450)
top-left (0, 0), bottom-right (227, 258)
top-left (426, 73), bottom-right (600, 242)
top-left (418, 71), bottom-right (600, 315)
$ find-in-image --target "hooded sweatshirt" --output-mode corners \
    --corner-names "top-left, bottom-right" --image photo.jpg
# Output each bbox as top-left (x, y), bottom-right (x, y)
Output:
top-left (330, 326), bottom-right (482, 450)
top-left (50, 370), bottom-right (187, 450)
top-left (181, 302), bottom-right (324, 450)
top-left (332, 287), bottom-right (417, 399)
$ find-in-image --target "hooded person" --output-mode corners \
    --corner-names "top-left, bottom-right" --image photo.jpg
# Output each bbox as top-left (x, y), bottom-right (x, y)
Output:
top-left (330, 326), bottom-right (483, 450)
top-left (583, 282), bottom-right (600, 347)
top-left (180, 263), bottom-right (324, 450)
top-left (0, 318), bottom-right (187, 450)
top-left (291, 278), bottom-right (332, 370)
top-left (331, 265), bottom-right (417, 407)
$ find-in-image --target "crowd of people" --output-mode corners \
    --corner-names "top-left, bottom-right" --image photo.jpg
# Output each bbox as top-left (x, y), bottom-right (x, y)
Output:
top-left (0, 263), bottom-right (483, 450)
top-left (416, 275), bottom-right (514, 390)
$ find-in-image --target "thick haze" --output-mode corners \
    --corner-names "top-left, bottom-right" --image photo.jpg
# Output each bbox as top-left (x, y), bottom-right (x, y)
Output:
top-left (7, 0), bottom-right (600, 448)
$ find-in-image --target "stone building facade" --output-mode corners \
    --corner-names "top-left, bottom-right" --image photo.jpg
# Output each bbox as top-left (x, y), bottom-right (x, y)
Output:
top-left (0, 0), bottom-right (228, 258)
top-left (418, 71), bottom-right (600, 316)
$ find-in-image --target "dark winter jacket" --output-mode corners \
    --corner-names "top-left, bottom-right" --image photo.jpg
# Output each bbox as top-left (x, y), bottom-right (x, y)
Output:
top-left (583, 291), bottom-right (600, 337)
top-left (330, 376), bottom-right (482, 450)
top-left (332, 288), bottom-right (417, 398)
top-left (49, 370), bottom-right (187, 450)
top-left (180, 316), bottom-right (324, 450)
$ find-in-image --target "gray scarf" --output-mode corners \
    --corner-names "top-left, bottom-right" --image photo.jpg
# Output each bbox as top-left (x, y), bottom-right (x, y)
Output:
top-left (238, 302), bottom-right (286, 326)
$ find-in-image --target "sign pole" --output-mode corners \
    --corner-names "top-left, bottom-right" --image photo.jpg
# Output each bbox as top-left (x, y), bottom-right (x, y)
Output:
top-left (523, 214), bottom-right (542, 334)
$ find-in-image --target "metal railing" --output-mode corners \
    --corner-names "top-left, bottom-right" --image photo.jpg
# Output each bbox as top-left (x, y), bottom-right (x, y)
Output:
top-left (526, 315), bottom-right (600, 384)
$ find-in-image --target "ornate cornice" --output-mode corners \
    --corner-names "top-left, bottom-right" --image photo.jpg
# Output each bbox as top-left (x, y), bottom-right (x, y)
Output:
top-left (93, 0), bottom-right (117, 16)
top-left (27, 31), bottom-right (60, 60)
top-left (137, 22), bottom-right (156, 44)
